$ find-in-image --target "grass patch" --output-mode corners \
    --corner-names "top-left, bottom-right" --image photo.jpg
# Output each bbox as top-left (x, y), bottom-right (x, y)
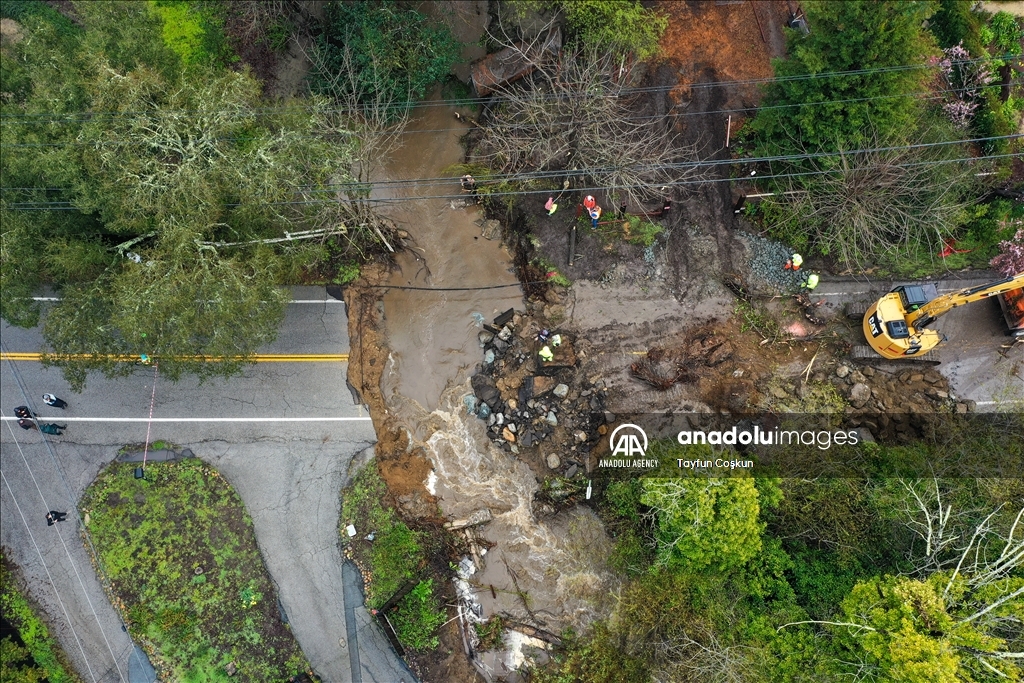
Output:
top-left (586, 213), bottom-right (664, 248)
top-left (148, 0), bottom-right (234, 67)
top-left (389, 579), bottom-right (447, 651)
top-left (80, 459), bottom-right (310, 681)
top-left (474, 615), bottom-right (506, 651)
top-left (0, 0), bottom-right (79, 38)
top-left (340, 461), bottom-right (426, 609)
top-left (0, 553), bottom-right (80, 683)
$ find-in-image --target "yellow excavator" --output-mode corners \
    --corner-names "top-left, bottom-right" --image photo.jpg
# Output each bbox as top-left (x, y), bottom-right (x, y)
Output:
top-left (860, 274), bottom-right (1024, 360)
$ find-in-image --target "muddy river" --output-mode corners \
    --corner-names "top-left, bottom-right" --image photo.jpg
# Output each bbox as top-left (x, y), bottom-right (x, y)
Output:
top-left (358, 4), bottom-right (620, 679)
top-left (373, 99), bottom-right (617, 675)
top-left (375, 100), bottom-right (522, 413)
top-left (367, 37), bottom-right (616, 683)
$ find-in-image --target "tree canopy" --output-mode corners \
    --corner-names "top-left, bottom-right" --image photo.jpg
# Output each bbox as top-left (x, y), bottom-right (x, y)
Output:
top-left (0, 0), bottom-right (387, 389)
top-left (746, 0), bottom-right (938, 158)
top-left (641, 472), bottom-right (765, 573)
top-left (310, 0), bottom-right (460, 114)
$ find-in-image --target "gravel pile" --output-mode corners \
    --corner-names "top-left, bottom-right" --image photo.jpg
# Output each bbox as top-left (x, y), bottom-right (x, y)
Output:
top-left (742, 232), bottom-right (811, 292)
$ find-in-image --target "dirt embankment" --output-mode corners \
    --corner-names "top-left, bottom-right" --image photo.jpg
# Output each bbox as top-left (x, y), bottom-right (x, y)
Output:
top-left (344, 265), bottom-right (437, 517)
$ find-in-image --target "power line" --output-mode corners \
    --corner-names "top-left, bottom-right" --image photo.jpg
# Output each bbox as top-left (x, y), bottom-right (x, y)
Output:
top-left (2, 147), bottom-right (1018, 212)
top-left (2, 134), bottom-right (1018, 204)
top-left (5, 151), bottom-right (1016, 213)
top-left (0, 463), bottom-right (99, 682)
top-left (1, 52), bottom-right (1016, 122)
top-left (1, 434), bottom-right (127, 682)
top-left (2, 339), bottom-right (135, 682)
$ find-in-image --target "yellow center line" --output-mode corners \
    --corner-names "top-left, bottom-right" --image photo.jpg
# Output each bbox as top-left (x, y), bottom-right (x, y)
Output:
top-left (0, 353), bottom-right (348, 363)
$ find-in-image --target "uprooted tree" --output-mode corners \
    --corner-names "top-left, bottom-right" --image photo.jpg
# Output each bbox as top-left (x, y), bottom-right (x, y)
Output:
top-left (779, 481), bottom-right (1024, 683)
top-left (475, 20), bottom-right (707, 210)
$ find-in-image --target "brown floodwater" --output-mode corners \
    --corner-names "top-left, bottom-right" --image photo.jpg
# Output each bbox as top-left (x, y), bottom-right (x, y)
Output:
top-left (372, 99), bottom-right (618, 674)
top-left (376, 97), bottom-right (522, 412)
top-left (368, 6), bottom-right (618, 678)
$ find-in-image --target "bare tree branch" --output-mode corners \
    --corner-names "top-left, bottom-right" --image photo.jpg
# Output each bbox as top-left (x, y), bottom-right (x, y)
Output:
top-left (477, 21), bottom-right (707, 208)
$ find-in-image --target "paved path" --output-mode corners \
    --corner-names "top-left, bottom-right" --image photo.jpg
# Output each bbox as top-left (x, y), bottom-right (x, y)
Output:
top-left (1, 287), bottom-right (412, 682)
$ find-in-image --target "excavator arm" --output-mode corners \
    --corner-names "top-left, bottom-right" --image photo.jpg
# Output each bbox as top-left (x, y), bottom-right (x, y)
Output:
top-left (907, 274), bottom-right (1024, 331)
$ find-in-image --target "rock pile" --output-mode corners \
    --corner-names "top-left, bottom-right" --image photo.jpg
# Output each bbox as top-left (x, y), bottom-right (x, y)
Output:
top-left (466, 310), bottom-right (607, 476)
top-left (836, 365), bottom-right (974, 441)
top-left (742, 231), bottom-right (811, 291)
top-left (769, 362), bottom-right (973, 442)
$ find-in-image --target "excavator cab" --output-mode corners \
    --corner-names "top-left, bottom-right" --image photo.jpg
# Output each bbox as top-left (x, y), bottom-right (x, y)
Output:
top-left (894, 285), bottom-right (929, 313)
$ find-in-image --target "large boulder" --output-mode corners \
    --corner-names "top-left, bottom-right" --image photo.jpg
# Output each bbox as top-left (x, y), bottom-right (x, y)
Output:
top-left (472, 374), bottom-right (501, 408)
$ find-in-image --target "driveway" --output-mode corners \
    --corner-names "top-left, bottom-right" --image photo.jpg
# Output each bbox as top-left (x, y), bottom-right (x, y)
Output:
top-left (1, 287), bottom-right (412, 682)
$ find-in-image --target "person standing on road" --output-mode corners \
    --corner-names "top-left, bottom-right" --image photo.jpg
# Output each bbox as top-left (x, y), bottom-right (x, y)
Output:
top-left (17, 418), bottom-right (37, 430)
top-left (42, 394), bottom-right (68, 409)
top-left (46, 511), bottom-right (68, 526)
top-left (14, 406), bottom-right (34, 419)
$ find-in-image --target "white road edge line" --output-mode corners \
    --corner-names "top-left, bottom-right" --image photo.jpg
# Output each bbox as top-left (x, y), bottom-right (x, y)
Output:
top-left (0, 416), bottom-right (372, 422)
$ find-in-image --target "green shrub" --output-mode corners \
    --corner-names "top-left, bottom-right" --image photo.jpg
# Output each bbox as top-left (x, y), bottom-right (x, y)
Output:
top-left (148, 0), bottom-right (233, 67)
top-left (745, 1), bottom-right (936, 159)
top-left (530, 622), bottom-right (648, 683)
top-left (982, 11), bottom-right (1024, 57)
top-left (608, 528), bottom-right (653, 577)
top-left (333, 262), bottom-right (360, 286)
top-left (390, 579), bottom-right (446, 651)
top-left (0, 555), bottom-right (81, 683)
top-left (929, 0), bottom-right (985, 54)
top-left (560, 0), bottom-right (667, 61)
top-left (341, 462), bottom-right (426, 608)
top-left (787, 543), bottom-right (863, 619)
top-left (311, 1), bottom-right (460, 113)
top-left (602, 479), bottom-right (644, 523)
top-left (266, 18), bottom-right (292, 53)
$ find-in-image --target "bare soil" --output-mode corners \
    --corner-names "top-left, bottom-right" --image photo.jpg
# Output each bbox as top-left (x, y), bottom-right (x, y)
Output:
top-left (657, 0), bottom-right (792, 118)
top-left (345, 264), bottom-right (438, 513)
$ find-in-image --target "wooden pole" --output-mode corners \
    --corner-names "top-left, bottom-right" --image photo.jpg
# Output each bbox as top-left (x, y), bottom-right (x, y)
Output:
top-left (726, 115), bottom-right (732, 148)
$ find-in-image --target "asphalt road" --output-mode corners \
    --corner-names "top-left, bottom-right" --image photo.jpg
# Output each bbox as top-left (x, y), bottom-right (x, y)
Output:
top-left (0, 287), bottom-right (413, 683)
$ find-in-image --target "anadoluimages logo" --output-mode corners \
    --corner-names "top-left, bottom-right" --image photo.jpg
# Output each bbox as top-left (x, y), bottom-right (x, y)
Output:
top-left (609, 423), bottom-right (648, 457)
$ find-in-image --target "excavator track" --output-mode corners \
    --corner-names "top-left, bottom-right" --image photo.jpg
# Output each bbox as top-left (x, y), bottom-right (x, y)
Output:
top-left (844, 302), bottom-right (870, 321)
top-left (850, 344), bottom-right (941, 366)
